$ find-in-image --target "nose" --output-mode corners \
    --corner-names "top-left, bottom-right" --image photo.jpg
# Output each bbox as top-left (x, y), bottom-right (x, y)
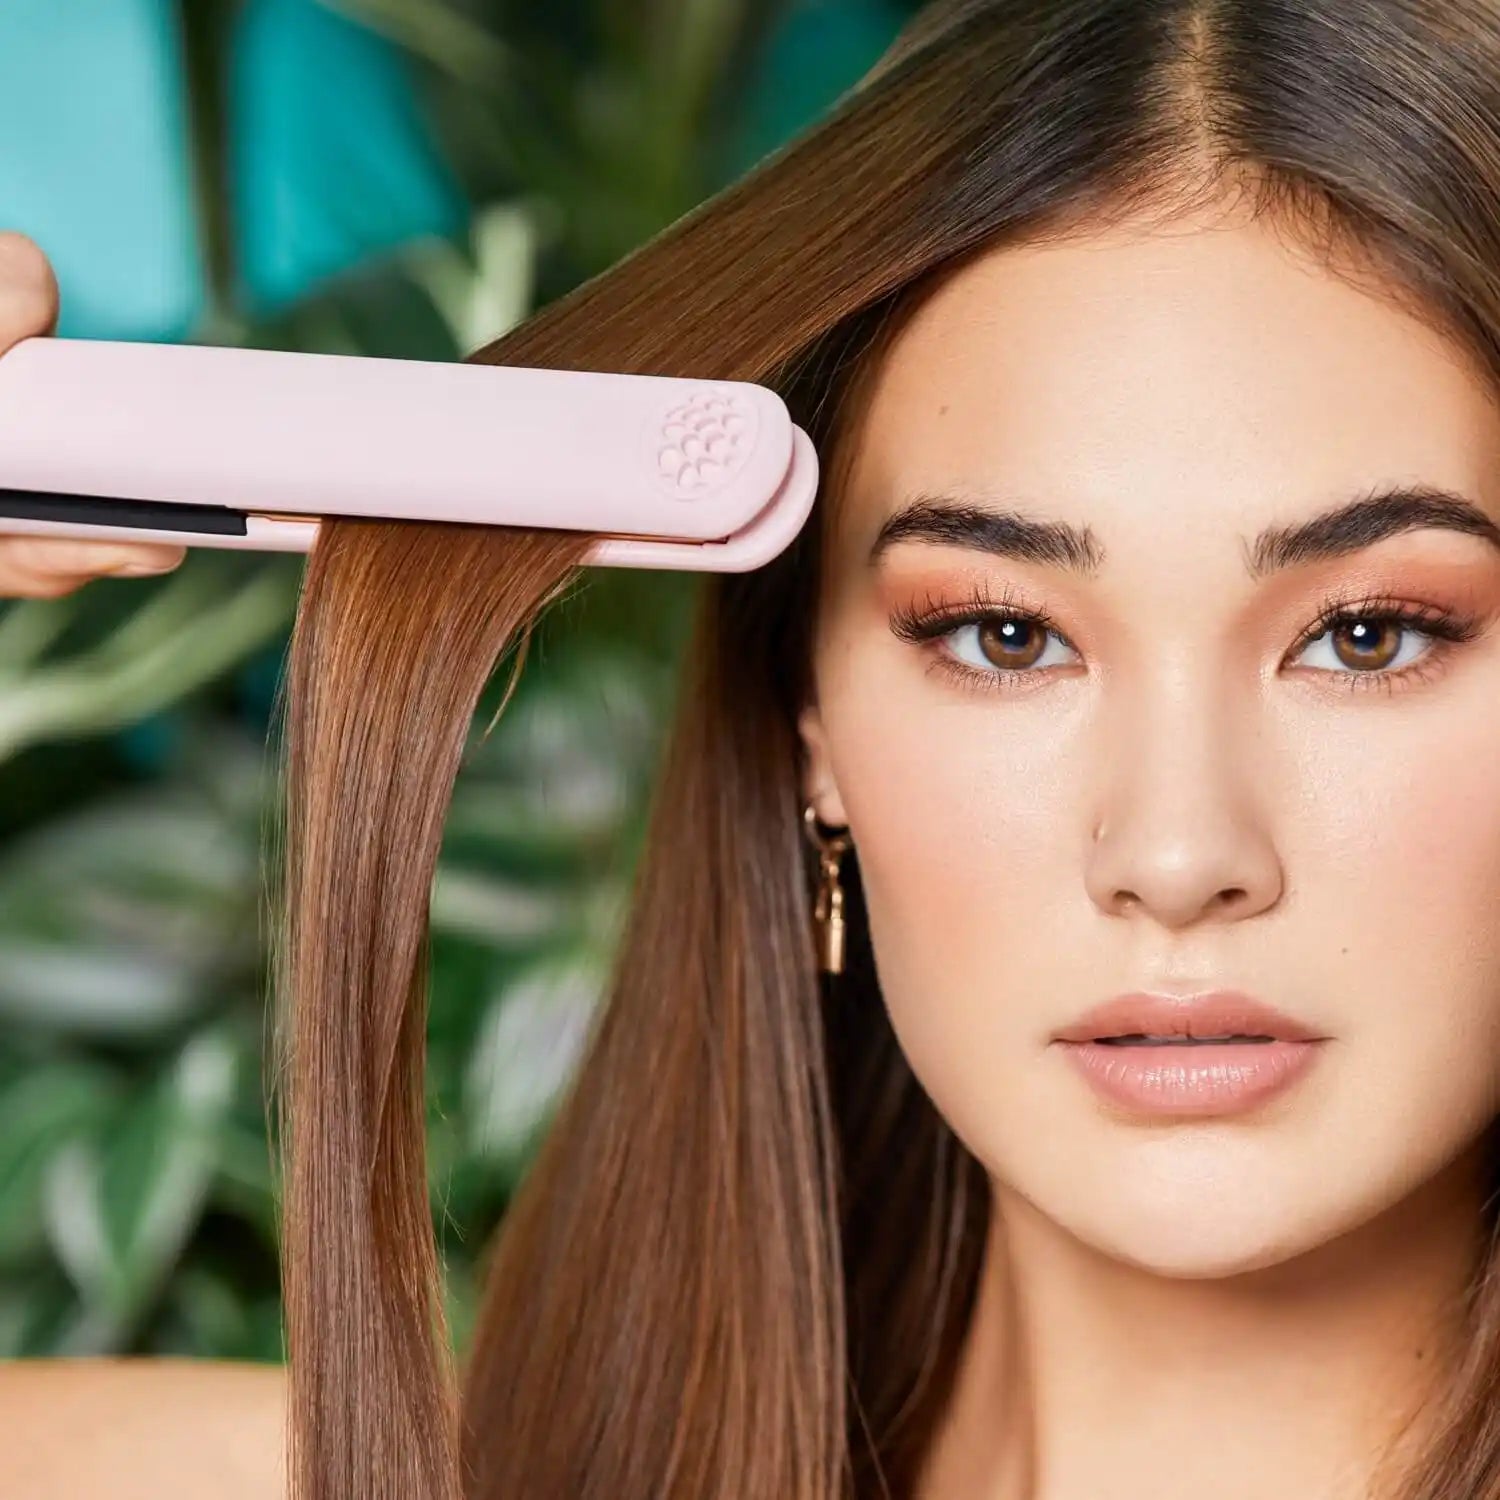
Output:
top-left (1083, 684), bottom-right (1284, 930)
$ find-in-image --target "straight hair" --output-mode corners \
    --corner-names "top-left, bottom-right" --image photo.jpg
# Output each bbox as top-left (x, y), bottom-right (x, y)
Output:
top-left (270, 3), bottom-right (1500, 1497)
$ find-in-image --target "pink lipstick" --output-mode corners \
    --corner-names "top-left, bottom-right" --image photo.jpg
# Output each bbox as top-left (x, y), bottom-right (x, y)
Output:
top-left (1050, 990), bottom-right (1329, 1117)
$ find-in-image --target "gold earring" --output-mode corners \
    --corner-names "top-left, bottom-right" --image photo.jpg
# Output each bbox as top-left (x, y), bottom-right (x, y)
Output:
top-left (802, 802), bottom-right (853, 975)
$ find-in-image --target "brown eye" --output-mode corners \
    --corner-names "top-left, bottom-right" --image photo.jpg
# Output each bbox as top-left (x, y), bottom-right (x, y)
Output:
top-left (976, 617), bottom-right (1049, 669)
top-left (1328, 618), bottom-right (1402, 671)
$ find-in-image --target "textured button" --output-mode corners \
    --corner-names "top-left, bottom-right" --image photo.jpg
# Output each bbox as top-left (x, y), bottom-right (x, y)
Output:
top-left (653, 387), bottom-right (758, 498)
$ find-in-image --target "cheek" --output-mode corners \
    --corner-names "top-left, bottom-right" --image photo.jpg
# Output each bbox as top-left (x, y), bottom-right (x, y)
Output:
top-left (822, 680), bottom-right (1027, 922)
top-left (1308, 706), bottom-right (1500, 1116)
top-left (1370, 731), bottom-right (1500, 913)
top-left (1302, 692), bottom-right (1500, 980)
top-left (815, 646), bottom-right (1082, 1060)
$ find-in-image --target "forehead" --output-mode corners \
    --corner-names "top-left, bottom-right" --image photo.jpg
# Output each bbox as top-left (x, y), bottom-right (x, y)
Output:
top-left (830, 213), bottom-right (1500, 569)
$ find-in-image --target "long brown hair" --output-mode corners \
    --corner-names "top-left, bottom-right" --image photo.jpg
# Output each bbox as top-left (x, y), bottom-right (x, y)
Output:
top-left (270, 3), bottom-right (1500, 1497)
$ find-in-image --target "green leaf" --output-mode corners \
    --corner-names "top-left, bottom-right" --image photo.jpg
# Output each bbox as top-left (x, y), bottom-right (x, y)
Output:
top-left (0, 1060), bottom-right (121, 1268)
top-left (0, 1266), bottom-right (79, 1357)
top-left (0, 941), bottom-right (209, 1039)
top-left (152, 1263), bottom-right (256, 1357)
top-left (0, 562), bottom-right (298, 761)
top-left (41, 1028), bottom-right (240, 1350)
top-left (463, 951), bottom-right (604, 1167)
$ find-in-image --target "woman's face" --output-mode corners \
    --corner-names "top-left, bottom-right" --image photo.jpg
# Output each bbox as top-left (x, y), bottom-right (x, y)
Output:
top-left (798, 202), bottom-right (1500, 1275)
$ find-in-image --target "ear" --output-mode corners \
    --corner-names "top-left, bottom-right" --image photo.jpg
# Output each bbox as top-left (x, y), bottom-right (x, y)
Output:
top-left (796, 702), bottom-right (849, 828)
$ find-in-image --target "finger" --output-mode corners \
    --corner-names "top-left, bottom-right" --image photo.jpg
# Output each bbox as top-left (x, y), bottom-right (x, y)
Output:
top-left (0, 556), bottom-right (183, 598)
top-left (0, 570), bottom-right (98, 599)
top-left (0, 537), bottom-right (186, 580)
top-left (0, 231), bottom-right (60, 354)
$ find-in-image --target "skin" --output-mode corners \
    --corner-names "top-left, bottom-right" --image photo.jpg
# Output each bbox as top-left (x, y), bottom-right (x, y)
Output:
top-left (798, 192), bottom-right (1500, 1500)
top-left (0, 232), bottom-right (185, 593)
top-left (0, 1357), bottom-right (284, 1498)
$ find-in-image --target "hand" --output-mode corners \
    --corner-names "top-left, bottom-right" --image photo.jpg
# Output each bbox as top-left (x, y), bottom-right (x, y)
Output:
top-left (0, 232), bottom-right (186, 598)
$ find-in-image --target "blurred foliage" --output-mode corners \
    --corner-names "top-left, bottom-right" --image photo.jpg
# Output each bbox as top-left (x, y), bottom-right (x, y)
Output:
top-left (0, 0), bottom-right (920, 1362)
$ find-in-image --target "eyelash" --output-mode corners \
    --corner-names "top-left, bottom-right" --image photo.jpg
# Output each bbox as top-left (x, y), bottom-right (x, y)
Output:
top-left (887, 580), bottom-right (1485, 697)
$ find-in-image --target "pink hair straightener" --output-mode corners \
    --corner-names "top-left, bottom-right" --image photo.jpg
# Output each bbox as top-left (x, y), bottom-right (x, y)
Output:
top-left (0, 338), bottom-right (820, 571)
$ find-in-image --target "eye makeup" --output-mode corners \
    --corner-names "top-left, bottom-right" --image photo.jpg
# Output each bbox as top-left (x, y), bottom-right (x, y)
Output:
top-left (1282, 583), bottom-right (1482, 696)
top-left (884, 570), bottom-right (1494, 700)
top-left (886, 577), bottom-right (1077, 698)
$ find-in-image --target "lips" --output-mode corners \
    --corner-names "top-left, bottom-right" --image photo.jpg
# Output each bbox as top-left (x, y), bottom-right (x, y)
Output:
top-left (1051, 990), bottom-right (1325, 1045)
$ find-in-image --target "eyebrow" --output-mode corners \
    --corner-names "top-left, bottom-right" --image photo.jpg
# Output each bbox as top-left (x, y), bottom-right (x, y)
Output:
top-left (866, 484), bottom-right (1500, 579)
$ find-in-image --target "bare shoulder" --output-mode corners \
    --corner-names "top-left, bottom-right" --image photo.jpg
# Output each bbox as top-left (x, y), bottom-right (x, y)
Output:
top-left (0, 1356), bottom-right (286, 1500)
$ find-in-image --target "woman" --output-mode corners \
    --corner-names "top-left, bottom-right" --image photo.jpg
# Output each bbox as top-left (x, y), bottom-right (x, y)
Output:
top-left (9, 1), bottom-right (1500, 1497)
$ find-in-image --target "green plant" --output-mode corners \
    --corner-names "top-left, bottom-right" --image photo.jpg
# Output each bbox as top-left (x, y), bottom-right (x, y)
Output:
top-left (0, 0), bottom-right (914, 1360)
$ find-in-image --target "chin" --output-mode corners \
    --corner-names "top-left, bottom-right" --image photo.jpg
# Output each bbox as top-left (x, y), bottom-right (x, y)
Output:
top-left (1092, 1226), bottom-right (1324, 1281)
top-left (1036, 1157), bottom-right (1353, 1280)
